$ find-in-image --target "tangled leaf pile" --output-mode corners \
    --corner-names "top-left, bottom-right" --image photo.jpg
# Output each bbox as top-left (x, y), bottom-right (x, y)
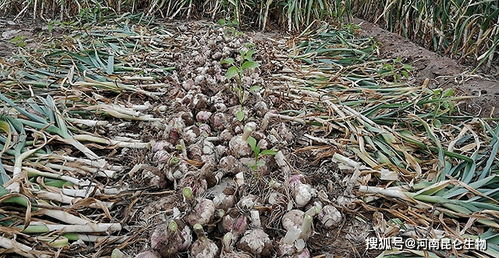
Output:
top-left (272, 25), bottom-right (499, 257)
top-left (0, 15), bottom-right (498, 258)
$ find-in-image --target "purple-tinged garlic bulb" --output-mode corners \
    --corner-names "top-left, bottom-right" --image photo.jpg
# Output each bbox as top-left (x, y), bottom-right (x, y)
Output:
top-left (254, 101), bottom-right (268, 117)
top-left (212, 52), bottom-right (222, 60)
top-left (213, 192), bottom-right (236, 211)
top-left (200, 158), bottom-right (218, 187)
top-left (295, 247), bottom-right (311, 258)
top-left (180, 111), bottom-right (194, 126)
top-left (183, 126), bottom-right (201, 144)
top-left (191, 224), bottom-right (219, 258)
top-left (318, 205), bottom-right (342, 228)
top-left (214, 102), bottom-right (227, 112)
top-left (294, 184), bottom-right (315, 208)
top-left (221, 232), bottom-right (252, 258)
top-left (215, 145), bottom-right (227, 156)
top-left (237, 229), bottom-right (272, 256)
top-left (143, 168), bottom-right (165, 189)
top-left (202, 140), bottom-right (215, 155)
top-left (187, 142), bottom-right (203, 161)
top-left (210, 93), bottom-right (224, 105)
top-left (135, 250), bottom-right (161, 258)
top-left (282, 209), bottom-right (305, 232)
top-left (218, 155), bottom-right (243, 175)
top-left (210, 112), bottom-right (228, 131)
top-left (150, 220), bottom-right (191, 256)
top-left (288, 175), bottom-right (316, 208)
top-left (237, 194), bottom-right (260, 210)
top-left (222, 232), bottom-right (235, 252)
top-left (221, 212), bottom-right (248, 236)
top-left (281, 205), bottom-right (320, 247)
top-left (212, 182), bottom-right (236, 210)
top-left (153, 150), bottom-right (171, 164)
top-left (186, 198), bottom-right (215, 226)
top-left (192, 93), bottom-right (209, 110)
top-left (199, 123), bottom-right (211, 135)
top-left (179, 174), bottom-right (208, 196)
top-left (196, 111), bottom-right (212, 123)
top-left (257, 139), bottom-right (269, 150)
top-left (170, 117), bottom-right (187, 132)
top-left (278, 239), bottom-right (311, 258)
top-left (152, 140), bottom-right (172, 152)
top-left (180, 91), bottom-right (194, 106)
top-left (219, 129), bottom-right (233, 141)
top-left (194, 74), bottom-right (206, 85)
top-left (229, 122), bottom-right (256, 158)
top-left (182, 79), bottom-right (195, 90)
top-left (179, 224), bottom-right (193, 251)
top-left (161, 125), bottom-right (179, 145)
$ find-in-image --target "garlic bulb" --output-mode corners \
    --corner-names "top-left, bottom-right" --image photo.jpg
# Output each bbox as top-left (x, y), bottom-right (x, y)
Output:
top-left (191, 224), bottom-right (219, 258)
top-left (237, 229), bottom-right (272, 256)
top-left (135, 250), bottom-right (161, 258)
top-left (229, 122), bottom-right (256, 158)
top-left (282, 209), bottom-right (305, 232)
top-left (150, 220), bottom-right (191, 256)
top-left (186, 198), bottom-right (216, 226)
top-left (318, 205), bottom-right (342, 228)
top-left (288, 175), bottom-right (316, 208)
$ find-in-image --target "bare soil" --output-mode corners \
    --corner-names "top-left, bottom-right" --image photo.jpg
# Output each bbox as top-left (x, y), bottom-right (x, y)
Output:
top-left (0, 18), bottom-right (42, 57)
top-left (353, 18), bottom-right (499, 118)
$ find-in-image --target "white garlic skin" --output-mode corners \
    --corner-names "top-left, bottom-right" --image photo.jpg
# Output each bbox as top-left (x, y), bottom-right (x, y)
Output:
top-left (318, 205), bottom-right (342, 228)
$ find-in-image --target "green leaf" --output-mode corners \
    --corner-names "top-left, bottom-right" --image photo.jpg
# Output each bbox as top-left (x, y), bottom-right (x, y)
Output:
top-left (0, 93), bottom-right (46, 123)
top-left (261, 149), bottom-right (278, 156)
top-left (254, 146), bottom-right (261, 159)
top-left (9, 35), bottom-right (26, 47)
top-left (242, 49), bottom-right (256, 61)
top-left (0, 163), bottom-right (10, 186)
top-left (106, 55), bottom-right (114, 74)
top-left (221, 58), bottom-right (235, 65)
top-left (236, 109), bottom-right (245, 121)
top-left (402, 64), bottom-right (413, 71)
top-left (217, 19), bottom-right (227, 25)
top-left (443, 88), bottom-right (455, 97)
top-left (246, 136), bottom-right (257, 152)
top-left (0, 120), bottom-right (12, 156)
top-left (226, 66), bottom-right (239, 79)
top-left (241, 60), bottom-right (259, 71)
